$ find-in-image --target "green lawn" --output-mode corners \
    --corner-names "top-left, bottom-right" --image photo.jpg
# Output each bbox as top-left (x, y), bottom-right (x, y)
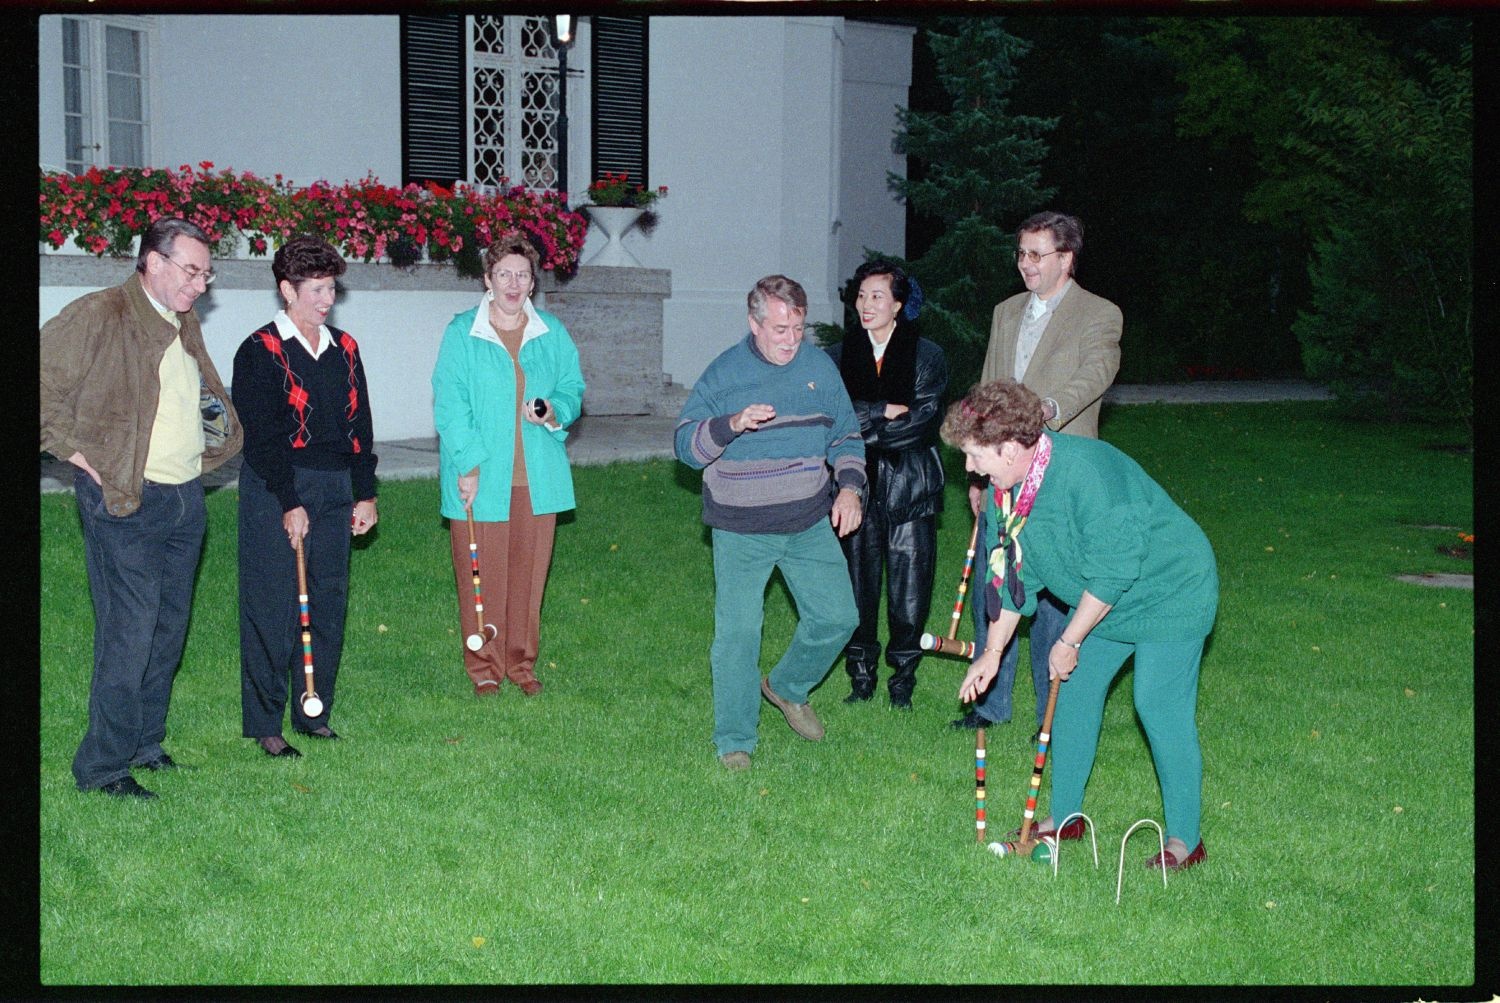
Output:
top-left (38, 402), bottom-right (1475, 987)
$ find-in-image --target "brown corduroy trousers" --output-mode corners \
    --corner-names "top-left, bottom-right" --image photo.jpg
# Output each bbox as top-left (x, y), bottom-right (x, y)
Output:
top-left (447, 486), bottom-right (556, 694)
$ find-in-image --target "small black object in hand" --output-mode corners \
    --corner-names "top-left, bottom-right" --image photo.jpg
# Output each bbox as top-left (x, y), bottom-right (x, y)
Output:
top-left (531, 398), bottom-right (548, 418)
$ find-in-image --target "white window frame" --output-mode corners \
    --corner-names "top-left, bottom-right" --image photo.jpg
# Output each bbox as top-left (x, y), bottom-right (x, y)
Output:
top-left (466, 14), bottom-right (561, 191)
top-left (59, 14), bottom-right (156, 173)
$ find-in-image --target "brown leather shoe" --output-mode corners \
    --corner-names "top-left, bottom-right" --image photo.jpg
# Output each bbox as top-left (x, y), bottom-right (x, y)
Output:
top-left (507, 663), bottom-right (542, 696)
top-left (760, 677), bottom-right (824, 741)
top-left (1146, 839), bottom-right (1206, 871)
top-left (1008, 816), bottom-right (1086, 841)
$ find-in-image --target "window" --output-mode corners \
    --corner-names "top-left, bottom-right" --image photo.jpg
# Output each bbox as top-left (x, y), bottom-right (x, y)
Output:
top-left (61, 16), bottom-right (151, 173)
top-left (401, 14), bottom-right (562, 191)
top-left (469, 15), bottom-right (561, 189)
top-left (401, 15), bottom-right (649, 193)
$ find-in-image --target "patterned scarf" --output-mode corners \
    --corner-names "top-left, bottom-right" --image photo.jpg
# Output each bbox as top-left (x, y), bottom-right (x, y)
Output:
top-left (988, 433), bottom-right (1053, 610)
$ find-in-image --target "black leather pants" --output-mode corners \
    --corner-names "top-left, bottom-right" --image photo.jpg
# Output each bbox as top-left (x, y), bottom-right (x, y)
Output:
top-left (840, 506), bottom-right (938, 703)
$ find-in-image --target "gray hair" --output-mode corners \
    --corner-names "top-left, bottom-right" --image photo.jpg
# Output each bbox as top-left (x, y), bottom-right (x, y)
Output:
top-left (747, 274), bottom-right (808, 323)
top-left (136, 217), bottom-right (212, 274)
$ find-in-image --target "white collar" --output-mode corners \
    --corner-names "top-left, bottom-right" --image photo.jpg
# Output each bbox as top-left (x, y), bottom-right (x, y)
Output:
top-left (470, 291), bottom-right (549, 347)
top-left (1027, 279), bottom-right (1073, 320)
top-left (273, 310), bottom-right (331, 359)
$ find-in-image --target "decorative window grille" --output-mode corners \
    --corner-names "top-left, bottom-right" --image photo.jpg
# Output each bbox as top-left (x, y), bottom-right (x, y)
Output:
top-left (60, 16), bottom-right (151, 173)
top-left (469, 15), bottom-right (560, 190)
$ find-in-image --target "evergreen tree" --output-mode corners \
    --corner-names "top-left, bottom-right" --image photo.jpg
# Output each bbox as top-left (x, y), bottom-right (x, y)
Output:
top-left (890, 18), bottom-right (1057, 392)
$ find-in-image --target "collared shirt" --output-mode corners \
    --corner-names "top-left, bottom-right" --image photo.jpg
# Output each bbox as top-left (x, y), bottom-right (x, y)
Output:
top-left (273, 310), bottom-right (331, 360)
top-left (141, 287), bottom-right (180, 330)
top-left (468, 291), bottom-right (549, 350)
top-left (141, 290), bottom-right (204, 483)
top-left (1013, 279), bottom-right (1073, 382)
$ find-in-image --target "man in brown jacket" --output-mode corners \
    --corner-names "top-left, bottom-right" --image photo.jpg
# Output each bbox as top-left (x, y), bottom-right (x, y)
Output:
top-left (953, 210), bottom-right (1123, 734)
top-left (41, 217), bottom-right (242, 799)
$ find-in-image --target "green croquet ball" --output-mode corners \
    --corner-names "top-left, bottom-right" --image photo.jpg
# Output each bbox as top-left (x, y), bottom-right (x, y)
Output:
top-left (1031, 841), bottom-right (1053, 864)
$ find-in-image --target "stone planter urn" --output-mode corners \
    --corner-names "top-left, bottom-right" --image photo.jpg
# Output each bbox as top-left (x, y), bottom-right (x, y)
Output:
top-left (583, 206), bottom-right (645, 267)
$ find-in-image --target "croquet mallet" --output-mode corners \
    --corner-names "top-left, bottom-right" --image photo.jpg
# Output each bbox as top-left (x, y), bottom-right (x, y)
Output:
top-left (464, 507), bottom-right (498, 652)
top-left (987, 671), bottom-right (1062, 858)
top-left (293, 534), bottom-right (325, 718)
top-left (920, 516), bottom-right (980, 659)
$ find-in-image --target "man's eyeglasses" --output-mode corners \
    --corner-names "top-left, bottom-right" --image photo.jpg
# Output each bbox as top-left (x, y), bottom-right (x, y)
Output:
top-left (1015, 248), bottom-right (1066, 265)
top-left (158, 252), bottom-right (217, 286)
top-left (493, 269), bottom-right (533, 285)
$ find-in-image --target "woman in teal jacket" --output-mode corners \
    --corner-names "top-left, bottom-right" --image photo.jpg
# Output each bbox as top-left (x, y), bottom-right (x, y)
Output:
top-left (943, 379), bottom-right (1219, 872)
top-left (432, 232), bottom-right (585, 697)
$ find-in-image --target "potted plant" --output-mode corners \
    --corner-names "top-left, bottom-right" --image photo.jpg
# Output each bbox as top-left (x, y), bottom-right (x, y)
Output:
top-left (579, 172), bottom-right (668, 266)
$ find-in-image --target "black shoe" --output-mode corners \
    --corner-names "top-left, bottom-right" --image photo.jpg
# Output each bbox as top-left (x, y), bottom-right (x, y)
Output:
top-left (889, 694), bottom-right (913, 710)
top-left (135, 753), bottom-right (178, 771)
top-left (297, 726), bottom-right (339, 740)
top-left (949, 708), bottom-right (1000, 729)
top-left (99, 776), bottom-right (157, 799)
top-left (843, 685), bottom-right (875, 704)
top-left (844, 668), bottom-right (876, 704)
top-left (258, 736), bottom-right (302, 758)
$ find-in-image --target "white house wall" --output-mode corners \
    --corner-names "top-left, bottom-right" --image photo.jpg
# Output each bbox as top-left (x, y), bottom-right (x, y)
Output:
top-left (837, 19), bottom-right (914, 287)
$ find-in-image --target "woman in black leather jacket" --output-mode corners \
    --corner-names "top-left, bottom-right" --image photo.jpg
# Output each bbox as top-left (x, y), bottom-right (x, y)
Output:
top-left (826, 261), bottom-right (949, 707)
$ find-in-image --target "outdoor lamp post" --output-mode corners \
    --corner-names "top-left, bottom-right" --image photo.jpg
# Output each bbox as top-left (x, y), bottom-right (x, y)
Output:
top-left (552, 15), bottom-right (575, 206)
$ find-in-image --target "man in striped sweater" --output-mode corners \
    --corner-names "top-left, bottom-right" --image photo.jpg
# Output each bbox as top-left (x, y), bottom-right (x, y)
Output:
top-left (675, 275), bottom-right (866, 770)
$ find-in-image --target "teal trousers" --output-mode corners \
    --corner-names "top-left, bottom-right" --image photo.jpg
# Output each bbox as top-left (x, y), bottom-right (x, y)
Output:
top-left (709, 521), bottom-right (858, 757)
top-left (1048, 635), bottom-right (1206, 848)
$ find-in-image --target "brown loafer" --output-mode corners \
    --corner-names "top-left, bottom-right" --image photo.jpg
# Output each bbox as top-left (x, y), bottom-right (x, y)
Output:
top-left (1008, 816), bottom-right (1086, 841)
top-left (1146, 839), bottom-right (1207, 871)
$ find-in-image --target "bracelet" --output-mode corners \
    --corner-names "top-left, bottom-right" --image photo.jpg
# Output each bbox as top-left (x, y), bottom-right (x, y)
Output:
top-left (1058, 639), bottom-right (1082, 650)
top-left (983, 645), bottom-right (1004, 654)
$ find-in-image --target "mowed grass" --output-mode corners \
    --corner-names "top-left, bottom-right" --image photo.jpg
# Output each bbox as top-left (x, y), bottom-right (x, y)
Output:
top-left (38, 402), bottom-right (1475, 987)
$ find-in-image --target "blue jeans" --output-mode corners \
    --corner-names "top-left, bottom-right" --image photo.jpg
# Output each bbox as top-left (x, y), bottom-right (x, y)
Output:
top-left (969, 504), bottom-right (1068, 728)
top-left (709, 521), bottom-right (858, 757)
top-left (71, 473), bottom-right (206, 790)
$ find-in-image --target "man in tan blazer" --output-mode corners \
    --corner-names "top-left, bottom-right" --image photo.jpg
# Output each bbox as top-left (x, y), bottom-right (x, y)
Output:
top-left (952, 210), bottom-right (1122, 733)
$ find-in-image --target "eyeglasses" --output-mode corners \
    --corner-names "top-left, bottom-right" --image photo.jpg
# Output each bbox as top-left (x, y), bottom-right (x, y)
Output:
top-left (158, 252), bottom-right (217, 286)
top-left (492, 269), bottom-right (533, 285)
top-left (1015, 248), bottom-right (1066, 265)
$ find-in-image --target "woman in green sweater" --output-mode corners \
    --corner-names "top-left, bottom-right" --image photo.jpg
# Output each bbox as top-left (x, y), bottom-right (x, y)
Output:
top-left (942, 379), bottom-right (1219, 871)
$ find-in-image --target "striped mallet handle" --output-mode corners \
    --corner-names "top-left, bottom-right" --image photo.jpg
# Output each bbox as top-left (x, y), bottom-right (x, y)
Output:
top-left (294, 535), bottom-right (323, 717)
top-left (920, 633), bottom-right (976, 659)
top-left (465, 507), bottom-right (497, 652)
top-left (975, 727), bottom-right (987, 843)
top-left (948, 517), bottom-right (981, 639)
top-left (992, 674), bottom-right (1062, 857)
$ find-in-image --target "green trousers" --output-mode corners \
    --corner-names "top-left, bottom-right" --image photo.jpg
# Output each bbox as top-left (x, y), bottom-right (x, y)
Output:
top-left (1048, 635), bottom-right (1206, 848)
top-left (709, 521), bottom-right (858, 757)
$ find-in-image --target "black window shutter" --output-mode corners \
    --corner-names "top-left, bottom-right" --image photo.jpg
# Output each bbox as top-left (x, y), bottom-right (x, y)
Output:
top-left (590, 16), bottom-right (649, 188)
top-left (402, 15), bottom-right (467, 188)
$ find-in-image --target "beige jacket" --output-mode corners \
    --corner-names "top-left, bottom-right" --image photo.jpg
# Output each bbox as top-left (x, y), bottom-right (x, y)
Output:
top-left (40, 273), bottom-right (242, 516)
top-left (980, 281), bottom-right (1123, 440)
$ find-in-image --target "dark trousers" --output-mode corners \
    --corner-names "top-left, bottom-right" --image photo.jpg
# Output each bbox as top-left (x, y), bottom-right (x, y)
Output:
top-left (970, 503), bottom-right (1069, 728)
top-left (840, 506), bottom-right (937, 699)
top-left (238, 464), bottom-right (352, 737)
top-left (72, 473), bottom-right (206, 790)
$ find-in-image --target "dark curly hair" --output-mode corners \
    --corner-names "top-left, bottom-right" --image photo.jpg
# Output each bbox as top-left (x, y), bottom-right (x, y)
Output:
top-left (272, 235), bottom-right (347, 288)
top-left (941, 379), bottom-right (1047, 451)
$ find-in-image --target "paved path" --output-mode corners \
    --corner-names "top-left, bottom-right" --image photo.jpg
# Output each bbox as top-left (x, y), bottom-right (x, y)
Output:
top-left (40, 379), bottom-right (1333, 492)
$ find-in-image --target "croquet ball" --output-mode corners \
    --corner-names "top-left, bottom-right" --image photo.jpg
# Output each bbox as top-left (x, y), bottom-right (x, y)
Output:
top-left (986, 841), bottom-right (1009, 858)
top-left (1031, 838), bottom-right (1055, 864)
